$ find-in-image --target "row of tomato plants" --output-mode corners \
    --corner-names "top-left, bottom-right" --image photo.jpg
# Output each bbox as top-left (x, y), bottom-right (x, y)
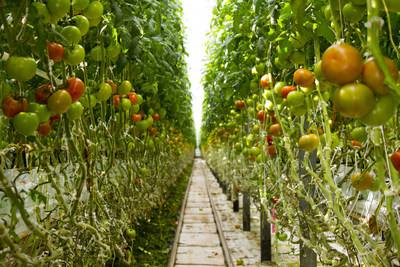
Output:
top-left (201, 0), bottom-right (400, 266)
top-left (0, 0), bottom-right (195, 265)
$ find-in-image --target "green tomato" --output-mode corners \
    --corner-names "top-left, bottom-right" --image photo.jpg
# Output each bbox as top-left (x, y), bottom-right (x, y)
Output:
top-left (80, 94), bottom-right (97, 108)
top-left (136, 94), bottom-right (143, 105)
top-left (360, 93), bottom-right (397, 126)
top-left (31, 2), bottom-right (51, 23)
top-left (126, 228), bottom-right (136, 238)
top-left (333, 84), bottom-right (374, 118)
top-left (88, 17), bottom-right (102, 27)
top-left (319, 133), bottom-right (340, 149)
top-left (64, 44), bottom-right (85, 65)
top-left (13, 112), bottom-right (39, 136)
top-left (73, 15), bottom-right (90, 35)
top-left (159, 108), bottom-right (166, 118)
top-left (246, 98), bottom-right (254, 107)
top-left (139, 167), bottom-right (148, 175)
top-left (290, 105), bottom-right (307, 116)
top-left (28, 102), bottom-right (51, 123)
top-left (47, 0), bottom-right (70, 20)
top-left (72, 0), bottom-right (90, 11)
top-left (96, 82), bottom-right (112, 101)
top-left (118, 80), bottom-right (132, 95)
top-left (277, 232), bottom-right (288, 242)
top-left (119, 98), bottom-right (132, 111)
top-left (6, 57), bottom-right (37, 82)
top-left (47, 90), bottom-right (72, 114)
top-left (250, 146), bottom-right (261, 156)
top-left (90, 45), bottom-right (105, 61)
top-left (286, 91), bottom-right (305, 107)
top-left (83, 1), bottom-right (103, 19)
top-left (274, 81), bottom-right (287, 95)
top-left (106, 43), bottom-right (122, 59)
top-left (342, 3), bottom-right (365, 23)
top-left (61, 26), bottom-right (81, 45)
top-left (130, 104), bottom-right (140, 114)
top-left (66, 101), bottom-right (84, 120)
top-left (351, 127), bottom-right (368, 142)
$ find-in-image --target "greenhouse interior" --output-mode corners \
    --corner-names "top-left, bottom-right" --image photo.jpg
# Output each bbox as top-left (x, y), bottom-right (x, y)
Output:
top-left (1, 0), bottom-right (400, 266)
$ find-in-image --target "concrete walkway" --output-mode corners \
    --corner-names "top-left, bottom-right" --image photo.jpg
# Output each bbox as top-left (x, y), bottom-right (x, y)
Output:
top-left (174, 158), bottom-right (226, 266)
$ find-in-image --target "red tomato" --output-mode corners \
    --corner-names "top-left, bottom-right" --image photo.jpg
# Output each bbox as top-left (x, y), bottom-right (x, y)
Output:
top-left (351, 140), bottom-right (361, 147)
top-left (113, 95), bottom-right (120, 108)
top-left (362, 57), bottom-right (399, 95)
top-left (280, 85), bottom-right (296, 99)
top-left (294, 68), bottom-right (315, 88)
top-left (268, 145), bottom-right (276, 156)
top-left (35, 84), bottom-right (52, 104)
top-left (390, 150), bottom-right (400, 172)
top-left (235, 100), bottom-right (245, 109)
top-left (64, 77), bottom-right (85, 103)
top-left (257, 110), bottom-right (267, 122)
top-left (321, 43), bottom-right (363, 86)
top-left (49, 114), bottom-right (61, 126)
top-left (1, 95), bottom-right (28, 118)
top-left (131, 113), bottom-right (142, 122)
top-left (153, 114), bottom-right (159, 121)
top-left (266, 135), bottom-right (273, 145)
top-left (46, 41), bottom-right (64, 63)
top-left (260, 74), bottom-right (274, 89)
top-left (269, 124), bottom-right (282, 137)
top-left (37, 122), bottom-right (52, 136)
top-left (127, 92), bottom-right (138, 105)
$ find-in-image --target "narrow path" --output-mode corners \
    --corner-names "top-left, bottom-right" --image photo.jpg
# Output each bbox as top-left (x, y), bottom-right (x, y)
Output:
top-left (172, 157), bottom-right (232, 266)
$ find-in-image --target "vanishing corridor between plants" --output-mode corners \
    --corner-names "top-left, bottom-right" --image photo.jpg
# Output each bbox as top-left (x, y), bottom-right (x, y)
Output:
top-left (202, 0), bottom-right (400, 266)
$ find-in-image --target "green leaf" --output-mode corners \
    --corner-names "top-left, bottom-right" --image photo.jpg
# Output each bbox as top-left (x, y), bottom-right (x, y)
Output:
top-left (29, 189), bottom-right (47, 204)
top-left (319, 22), bottom-right (336, 44)
top-left (290, 0), bottom-right (306, 31)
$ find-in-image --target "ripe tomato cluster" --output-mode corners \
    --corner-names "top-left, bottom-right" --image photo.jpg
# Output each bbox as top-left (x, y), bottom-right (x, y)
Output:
top-left (321, 43), bottom-right (399, 126)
